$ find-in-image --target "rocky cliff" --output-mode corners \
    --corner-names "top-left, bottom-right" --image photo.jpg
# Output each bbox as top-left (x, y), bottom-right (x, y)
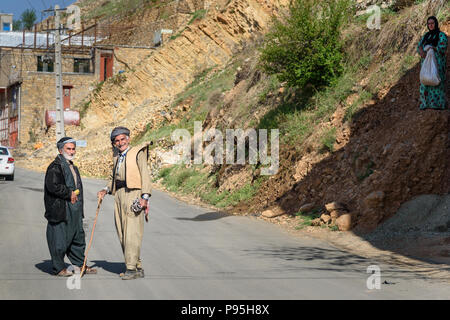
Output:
top-left (18, 0), bottom-right (289, 176)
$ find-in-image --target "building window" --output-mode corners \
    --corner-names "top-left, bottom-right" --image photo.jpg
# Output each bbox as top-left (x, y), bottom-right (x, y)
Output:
top-left (37, 56), bottom-right (54, 72)
top-left (3, 23), bottom-right (11, 31)
top-left (74, 58), bottom-right (91, 73)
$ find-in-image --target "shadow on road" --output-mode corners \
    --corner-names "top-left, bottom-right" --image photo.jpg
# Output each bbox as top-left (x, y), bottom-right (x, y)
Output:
top-left (35, 260), bottom-right (126, 276)
top-left (243, 245), bottom-right (450, 280)
top-left (90, 260), bottom-right (125, 275)
top-left (175, 211), bottom-right (231, 221)
top-left (35, 260), bottom-right (54, 275)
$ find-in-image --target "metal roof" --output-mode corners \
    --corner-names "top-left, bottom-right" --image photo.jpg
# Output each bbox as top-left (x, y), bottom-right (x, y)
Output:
top-left (0, 31), bottom-right (100, 48)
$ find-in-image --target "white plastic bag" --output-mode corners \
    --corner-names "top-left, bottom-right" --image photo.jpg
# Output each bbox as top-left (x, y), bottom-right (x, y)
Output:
top-left (420, 45), bottom-right (440, 86)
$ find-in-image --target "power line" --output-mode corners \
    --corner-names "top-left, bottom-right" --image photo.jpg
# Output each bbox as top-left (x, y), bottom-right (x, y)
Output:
top-left (40, 0), bottom-right (48, 10)
top-left (25, 0), bottom-right (38, 13)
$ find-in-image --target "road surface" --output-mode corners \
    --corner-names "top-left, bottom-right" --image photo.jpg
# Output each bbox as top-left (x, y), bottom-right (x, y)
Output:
top-left (0, 168), bottom-right (448, 299)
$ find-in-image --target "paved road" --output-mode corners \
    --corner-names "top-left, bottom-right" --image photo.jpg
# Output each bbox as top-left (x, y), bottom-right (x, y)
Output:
top-left (0, 168), bottom-right (448, 299)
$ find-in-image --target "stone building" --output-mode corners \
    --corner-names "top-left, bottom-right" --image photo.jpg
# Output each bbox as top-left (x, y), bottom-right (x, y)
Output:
top-left (0, 14), bottom-right (13, 32)
top-left (0, 27), bottom-right (152, 147)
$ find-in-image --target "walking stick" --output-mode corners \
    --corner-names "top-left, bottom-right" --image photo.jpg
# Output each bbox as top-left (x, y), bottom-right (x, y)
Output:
top-left (80, 197), bottom-right (102, 278)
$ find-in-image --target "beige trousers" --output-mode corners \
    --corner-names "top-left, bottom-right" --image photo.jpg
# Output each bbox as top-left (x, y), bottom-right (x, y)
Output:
top-left (114, 188), bottom-right (144, 270)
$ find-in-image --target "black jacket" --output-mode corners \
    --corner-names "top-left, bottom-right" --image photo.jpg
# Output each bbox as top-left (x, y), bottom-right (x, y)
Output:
top-left (44, 156), bottom-right (83, 223)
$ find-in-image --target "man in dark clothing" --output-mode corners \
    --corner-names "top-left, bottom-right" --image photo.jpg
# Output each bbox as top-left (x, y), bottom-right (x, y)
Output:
top-left (44, 137), bottom-right (96, 276)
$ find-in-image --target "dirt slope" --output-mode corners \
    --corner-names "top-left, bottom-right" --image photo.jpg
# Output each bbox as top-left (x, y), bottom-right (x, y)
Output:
top-left (18, 0), bottom-right (289, 176)
top-left (237, 22), bottom-right (450, 233)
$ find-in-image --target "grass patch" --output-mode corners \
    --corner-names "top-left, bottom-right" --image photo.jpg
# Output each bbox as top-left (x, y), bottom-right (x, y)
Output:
top-left (320, 127), bottom-right (337, 153)
top-left (93, 81), bottom-right (104, 95)
top-left (159, 64), bottom-right (235, 133)
top-left (258, 75), bottom-right (280, 103)
top-left (109, 72), bottom-right (127, 86)
top-left (188, 9), bottom-right (207, 25)
top-left (79, 100), bottom-right (91, 119)
top-left (257, 69), bottom-right (355, 148)
top-left (170, 29), bottom-right (184, 40)
top-left (436, 1), bottom-right (450, 22)
top-left (157, 164), bottom-right (262, 208)
top-left (135, 64), bottom-right (234, 144)
top-left (82, 0), bottom-right (159, 20)
top-left (330, 225), bottom-right (339, 231)
top-left (344, 89), bottom-right (373, 122)
top-left (295, 208), bottom-right (321, 229)
top-left (400, 54), bottom-right (419, 74)
top-left (354, 7), bottom-right (399, 27)
top-left (204, 179), bottom-right (263, 208)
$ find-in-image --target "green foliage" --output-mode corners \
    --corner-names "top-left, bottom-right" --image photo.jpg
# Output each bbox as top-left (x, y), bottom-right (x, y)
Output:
top-left (137, 121), bottom-right (177, 145)
top-left (79, 101), bottom-right (91, 119)
top-left (330, 225), bottom-right (339, 231)
top-left (93, 81), bottom-right (104, 94)
top-left (259, 0), bottom-right (352, 89)
top-left (110, 73), bottom-right (127, 86)
top-left (28, 129), bottom-right (37, 143)
top-left (13, 19), bottom-right (22, 31)
top-left (257, 70), bottom-right (355, 147)
top-left (188, 9), bottom-right (207, 25)
top-left (436, 0), bottom-right (450, 22)
top-left (157, 166), bottom-right (172, 179)
top-left (167, 65), bottom-right (235, 134)
top-left (321, 127), bottom-right (337, 153)
top-left (344, 89), bottom-right (373, 122)
top-left (258, 75), bottom-right (280, 103)
top-left (295, 209), bottom-right (320, 229)
top-left (83, 0), bottom-right (158, 20)
top-left (157, 164), bottom-right (261, 208)
top-left (354, 52), bottom-right (373, 71)
top-left (21, 9), bottom-right (37, 31)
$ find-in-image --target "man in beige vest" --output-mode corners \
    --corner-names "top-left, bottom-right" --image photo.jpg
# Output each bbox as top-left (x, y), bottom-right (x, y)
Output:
top-left (97, 126), bottom-right (152, 280)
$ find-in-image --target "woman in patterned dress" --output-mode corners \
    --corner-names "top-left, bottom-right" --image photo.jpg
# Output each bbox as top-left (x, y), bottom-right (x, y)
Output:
top-left (417, 16), bottom-right (447, 110)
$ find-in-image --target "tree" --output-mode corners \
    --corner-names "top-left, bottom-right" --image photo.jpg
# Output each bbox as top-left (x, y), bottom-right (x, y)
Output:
top-left (259, 0), bottom-right (352, 90)
top-left (13, 19), bottom-right (22, 31)
top-left (21, 9), bottom-right (37, 31)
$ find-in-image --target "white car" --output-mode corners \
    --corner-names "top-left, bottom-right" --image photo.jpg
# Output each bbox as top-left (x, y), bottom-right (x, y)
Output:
top-left (0, 146), bottom-right (15, 181)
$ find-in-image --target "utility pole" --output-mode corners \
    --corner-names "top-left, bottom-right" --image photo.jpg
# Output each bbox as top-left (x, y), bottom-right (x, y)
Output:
top-left (54, 5), bottom-right (65, 141)
top-left (43, 5), bottom-right (71, 143)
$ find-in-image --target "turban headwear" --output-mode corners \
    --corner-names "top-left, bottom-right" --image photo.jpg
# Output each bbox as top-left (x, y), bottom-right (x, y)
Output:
top-left (57, 137), bottom-right (76, 150)
top-left (110, 126), bottom-right (130, 142)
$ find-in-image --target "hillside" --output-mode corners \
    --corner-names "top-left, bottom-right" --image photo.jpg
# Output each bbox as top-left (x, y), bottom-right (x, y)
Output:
top-left (16, 0), bottom-right (449, 256)
top-left (18, 0), bottom-right (288, 175)
top-left (141, 0), bottom-right (449, 234)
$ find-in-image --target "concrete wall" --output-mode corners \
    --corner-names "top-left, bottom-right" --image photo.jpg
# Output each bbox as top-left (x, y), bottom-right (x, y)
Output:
top-left (0, 14), bottom-right (13, 32)
top-left (1, 45), bottom-right (151, 144)
top-left (0, 49), bottom-right (13, 87)
top-left (4, 49), bottom-right (99, 144)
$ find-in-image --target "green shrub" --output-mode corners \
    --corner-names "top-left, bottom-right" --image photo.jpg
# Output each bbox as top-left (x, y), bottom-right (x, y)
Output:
top-left (321, 127), bottom-right (337, 152)
top-left (79, 100), bottom-right (91, 119)
top-left (344, 89), bottom-right (373, 122)
top-left (188, 9), bottom-right (207, 25)
top-left (259, 0), bottom-right (352, 90)
top-left (295, 209), bottom-right (321, 229)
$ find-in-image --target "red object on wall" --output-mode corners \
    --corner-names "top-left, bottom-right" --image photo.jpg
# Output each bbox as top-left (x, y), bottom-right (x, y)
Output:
top-left (100, 54), bottom-right (113, 81)
top-left (8, 116), bottom-right (18, 148)
top-left (63, 85), bottom-right (73, 110)
top-left (0, 108), bottom-right (8, 146)
top-left (45, 110), bottom-right (80, 127)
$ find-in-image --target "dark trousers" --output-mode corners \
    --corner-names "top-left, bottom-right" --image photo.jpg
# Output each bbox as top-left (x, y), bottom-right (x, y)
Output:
top-left (46, 209), bottom-right (86, 274)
